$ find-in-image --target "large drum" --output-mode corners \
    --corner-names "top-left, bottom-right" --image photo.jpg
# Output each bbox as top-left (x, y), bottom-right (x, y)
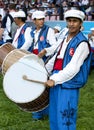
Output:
top-left (2, 49), bottom-right (30, 75)
top-left (0, 43), bottom-right (15, 66)
top-left (3, 54), bottom-right (49, 112)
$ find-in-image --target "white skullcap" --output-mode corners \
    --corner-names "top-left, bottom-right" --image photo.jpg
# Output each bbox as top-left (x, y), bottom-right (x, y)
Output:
top-left (32, 10), bottom-right (45, 20)
top-left (90, 28), bottom-right (94, 31)
top-left (64, 9), bottom-right (85, 21)
top-left (54, 25), bottom-right (61, 32)
top-left (14, 10), bottom-right (26, 18)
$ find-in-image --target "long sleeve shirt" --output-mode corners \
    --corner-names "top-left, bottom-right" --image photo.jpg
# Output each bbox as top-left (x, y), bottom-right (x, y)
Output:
top-left (45, 27), bottom-right (68, 56)
top-left (33, 27), bottom-right (57, 50)
top-left (12, 24), bottom-right (33, 51)
top-left (46, 36), bottom-right (89, 85)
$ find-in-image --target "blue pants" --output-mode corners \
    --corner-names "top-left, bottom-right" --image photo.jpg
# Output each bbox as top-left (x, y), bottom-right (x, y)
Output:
top-left (32, 106), bottom-right (49, 119)
top-left (49, 84), bottom-right (79, 130)
top-left (0, 40), bottom-right (4, 45)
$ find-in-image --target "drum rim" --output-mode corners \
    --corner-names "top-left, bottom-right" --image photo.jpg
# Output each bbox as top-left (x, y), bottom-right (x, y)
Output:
top-left (21, 53), bottom-right (45, 67)
top-left (1, 48), bottom-right (17, 75)
top-left (0, 42), bottom-right (13, 48)
top-left (1, 49), bottom-right (30, 75)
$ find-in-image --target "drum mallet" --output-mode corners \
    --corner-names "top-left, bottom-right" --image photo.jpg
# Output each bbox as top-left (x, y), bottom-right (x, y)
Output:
top-left (23, 75), bottom-right (45, 84)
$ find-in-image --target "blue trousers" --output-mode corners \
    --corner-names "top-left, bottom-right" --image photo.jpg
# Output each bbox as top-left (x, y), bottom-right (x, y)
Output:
top-left (49, 84), bottom-right (79, 130)
top-left (32, 106), bottom-right (49, 119)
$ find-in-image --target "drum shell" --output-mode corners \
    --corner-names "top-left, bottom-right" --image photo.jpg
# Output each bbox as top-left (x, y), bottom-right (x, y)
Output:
top-left (17, 88), bottom-right (49, 112)
top-left (2, 49), bottom-right (30, 75)
top-left (0, 43), bottom-right (15, 66)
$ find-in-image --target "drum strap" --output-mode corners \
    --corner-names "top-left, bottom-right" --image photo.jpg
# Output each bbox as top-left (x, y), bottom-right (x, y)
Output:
top-left (44, 36), bottom-right (66, 65)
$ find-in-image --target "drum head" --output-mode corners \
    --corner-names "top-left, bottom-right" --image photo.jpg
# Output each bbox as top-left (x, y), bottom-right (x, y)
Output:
top-left (3, 54), bottom-right (48, 104)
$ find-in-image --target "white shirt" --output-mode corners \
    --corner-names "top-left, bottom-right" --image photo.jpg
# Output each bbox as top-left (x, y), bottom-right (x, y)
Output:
top-left (89, 36), bottom-right (94, 48)
top-left (81, 0), bottom-right (89, 5)
top-left (2, 17), bottom-right (12, 42)
top-left (33, 27), bottom-right (57, 51)
top-left (12, 24), bottom-right (33, 51)
top-left (46, 37), bottom-right (89, 85)
top-left (45, 27), bottom-right (68, 56)
top-left (2, 12), bottom-right (16, 42)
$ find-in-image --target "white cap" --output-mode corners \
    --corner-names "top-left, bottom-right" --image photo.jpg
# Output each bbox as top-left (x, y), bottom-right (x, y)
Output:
top-left (14, 10), bottom-right (26, 18)
top-left (90, 28), bottom-right (94, 31)
top-left (32, 10), bottom-right (45, 20)
top-left (54, 25), bottom-right (61, 32)
top-left (64, 9), bottom-right (85, 21)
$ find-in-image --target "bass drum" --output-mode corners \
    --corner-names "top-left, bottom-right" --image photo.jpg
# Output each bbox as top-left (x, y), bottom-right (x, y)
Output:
top-left (3, 54), bottom-right (49, 112)
top-left (0, 43), bottom-right (15, 67)
top-left (2, 49), bottom-right (30, 75)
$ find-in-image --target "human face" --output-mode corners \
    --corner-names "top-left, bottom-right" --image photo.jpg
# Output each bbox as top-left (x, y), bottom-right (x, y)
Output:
top-left (91, 30), bottom-right (94, 36)
top-left (14, 17), bottom-right (21, 26)
top-left (66, 17), bottom-right (82, 35)
top-left (54, 29), bottom-right (59, 34)
top-left (34, 18), bottom-right (45, 30)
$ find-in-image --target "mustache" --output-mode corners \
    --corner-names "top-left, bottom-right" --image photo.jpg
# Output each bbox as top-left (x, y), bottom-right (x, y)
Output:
top-left (68, 26), bottom-right (75, 29)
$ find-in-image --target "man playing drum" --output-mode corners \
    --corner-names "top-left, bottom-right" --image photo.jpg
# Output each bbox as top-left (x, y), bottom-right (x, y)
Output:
top-left (30, 10), bottom-right (57, 120)
top-left (44, 9), bottom-right (91, 130)
top-left (12, 10), bottom-right (32, 51)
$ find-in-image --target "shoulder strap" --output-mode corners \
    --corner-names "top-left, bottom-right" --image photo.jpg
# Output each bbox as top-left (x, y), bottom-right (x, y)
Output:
top-left (7, 14), bottom-right (14, 24)
top-left (1, 13), bottom-right (13, 28)
top-left (20, 23), bottom-right (31, 34)
top-left (15, 23), bottom-right (30, 42)
top-left (38, 25), bottom-right (49, 40)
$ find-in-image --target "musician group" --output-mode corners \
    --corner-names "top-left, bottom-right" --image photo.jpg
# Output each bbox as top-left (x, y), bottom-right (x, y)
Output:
top-left (0, 5), bottom-right (92, 130)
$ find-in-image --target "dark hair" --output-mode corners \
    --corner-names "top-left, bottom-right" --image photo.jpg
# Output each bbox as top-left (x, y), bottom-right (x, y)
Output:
top-left (66, 17), bottom-right (82, 22)
top-left (18, 17), bottom-right (27, 22)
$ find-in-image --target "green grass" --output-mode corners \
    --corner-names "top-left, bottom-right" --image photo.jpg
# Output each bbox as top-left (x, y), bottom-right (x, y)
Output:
top-left (0, 70), bottom-right (94, 130)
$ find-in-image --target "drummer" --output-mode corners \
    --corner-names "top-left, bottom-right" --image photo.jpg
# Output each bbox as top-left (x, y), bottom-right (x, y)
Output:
top-left (44, 9), bottom-right (91, 130)
top-left (30, 10), bottom-right (57, 120)
top-left (12, 10), bottom-right (32, 51)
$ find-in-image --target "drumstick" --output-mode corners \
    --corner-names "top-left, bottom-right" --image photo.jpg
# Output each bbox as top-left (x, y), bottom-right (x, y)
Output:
top-left (23, 75), bottom-right (45, 84)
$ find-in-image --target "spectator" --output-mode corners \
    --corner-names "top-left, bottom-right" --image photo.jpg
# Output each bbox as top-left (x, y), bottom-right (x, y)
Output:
top-left (0, 14), bottom-right (2, 27)
top-left (53, 25), bottom-right (61, 40)
top-left (88, 27), bottom-right (94, 68)
top-left (88, 27), bottom-right (94, 47)
top-left (0, 3), bottom-right (16, 44)
top-left (85, 6), bottom-right (92, 20)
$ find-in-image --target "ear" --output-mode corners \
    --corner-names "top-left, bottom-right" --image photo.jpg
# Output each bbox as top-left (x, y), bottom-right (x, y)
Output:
top-left (32, 19), bottom-right (35, 23)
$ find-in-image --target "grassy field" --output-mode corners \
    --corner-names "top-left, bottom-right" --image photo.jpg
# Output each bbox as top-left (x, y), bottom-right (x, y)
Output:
top-left (0, 70), bottom-right (94, 130)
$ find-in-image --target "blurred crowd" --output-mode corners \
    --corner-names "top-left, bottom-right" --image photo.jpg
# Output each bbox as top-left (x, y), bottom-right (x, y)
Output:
top-left (0, 0), bottom-right (94, 21)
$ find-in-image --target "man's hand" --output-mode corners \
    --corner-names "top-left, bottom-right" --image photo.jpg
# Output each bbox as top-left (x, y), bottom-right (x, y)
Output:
top-left (44, 79), bottom-right (55, 88)
top-left (38, 49), bottom-right (47, 58)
